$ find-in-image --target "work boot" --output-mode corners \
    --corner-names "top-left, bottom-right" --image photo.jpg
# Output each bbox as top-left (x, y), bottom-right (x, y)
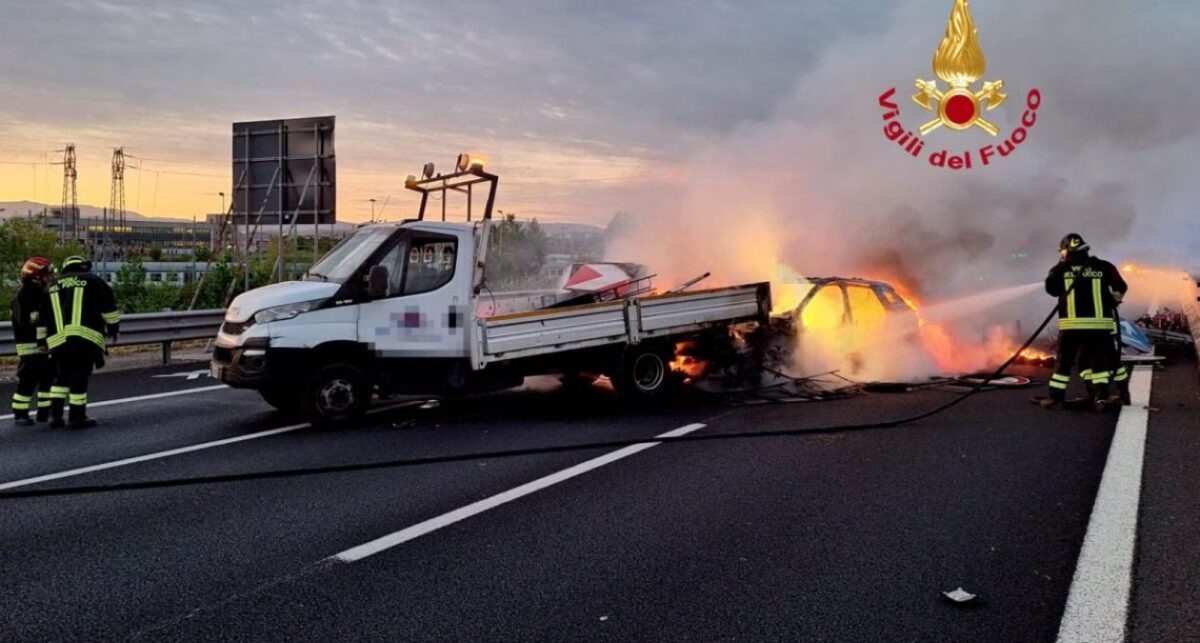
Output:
top-left (1094, 398), bottom-right (1114, 413)
top-left (1064, 395), bottom-right (1093, 411)
top-left (13, 413), bottom-right (33, 427)
top-left (1107, 393), bottom-right (1125, 409)
top-left (49, 398), bottom-right (65, 427)
top-left (1037, 397), bottom-right (1062, 410)
top-left (68, 405), bottom-right (95, 429)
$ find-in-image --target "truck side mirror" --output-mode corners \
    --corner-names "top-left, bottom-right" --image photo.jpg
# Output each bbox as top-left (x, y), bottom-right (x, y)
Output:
top-left (368, 265), bottom-right (389, 298)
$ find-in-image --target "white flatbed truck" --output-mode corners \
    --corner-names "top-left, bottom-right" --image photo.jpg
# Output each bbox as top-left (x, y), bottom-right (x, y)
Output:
top-left (211, 160), bottom-right (770, 422)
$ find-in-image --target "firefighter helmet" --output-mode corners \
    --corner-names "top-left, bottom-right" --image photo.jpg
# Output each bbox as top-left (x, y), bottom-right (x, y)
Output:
top-left (61, 255), bottom-right (92, 273)
top-left (1059, 233), bottom-right (1089, 254)
top-left (20, 256), bottom-right (52, 279)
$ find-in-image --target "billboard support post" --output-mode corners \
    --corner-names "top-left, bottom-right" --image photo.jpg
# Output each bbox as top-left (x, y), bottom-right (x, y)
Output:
top-left (231, 116), bottom-right (336, 286)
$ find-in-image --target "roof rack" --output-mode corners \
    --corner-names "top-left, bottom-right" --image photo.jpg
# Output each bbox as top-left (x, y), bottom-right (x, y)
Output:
top-left (404, 157), bottom-right (498, 222)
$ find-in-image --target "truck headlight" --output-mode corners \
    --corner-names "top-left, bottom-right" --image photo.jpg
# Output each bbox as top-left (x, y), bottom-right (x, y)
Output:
top-left (252, 299), bottom-right (326, 324)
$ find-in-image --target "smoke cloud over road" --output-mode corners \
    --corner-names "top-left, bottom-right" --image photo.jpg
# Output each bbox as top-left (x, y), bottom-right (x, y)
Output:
top-left (606, 0), bottom-right (1199, 379)
top-left (607, 0), bottom-right (1198, 298)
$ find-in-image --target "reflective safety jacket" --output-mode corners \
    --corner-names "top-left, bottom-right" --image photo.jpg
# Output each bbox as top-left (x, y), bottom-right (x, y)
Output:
top-left (37, 271), bottom-right (120, 352)
top-left (10, 279), bottom-right (45, 356)
top-left (1045, 256), bottom-right (1127, 331)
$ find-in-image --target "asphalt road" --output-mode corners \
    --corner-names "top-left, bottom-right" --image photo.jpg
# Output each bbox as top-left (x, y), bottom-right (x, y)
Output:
top-left (1131, 356), bottom-right (1200, 642)
top-left (0, 358), bottom-right (1161, 642)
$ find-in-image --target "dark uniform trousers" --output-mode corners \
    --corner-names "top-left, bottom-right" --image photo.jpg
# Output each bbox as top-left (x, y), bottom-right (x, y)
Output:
top-left (13, 354), bottom-right (54, 419)
top-left (1048, 330), bottom-right (1115, 402)
top-left (49, 340), bottom-right (100, 422)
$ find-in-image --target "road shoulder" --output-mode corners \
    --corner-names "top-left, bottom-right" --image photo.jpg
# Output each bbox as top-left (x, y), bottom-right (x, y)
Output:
top-left (1129, 356), bottom-right (1200, 642)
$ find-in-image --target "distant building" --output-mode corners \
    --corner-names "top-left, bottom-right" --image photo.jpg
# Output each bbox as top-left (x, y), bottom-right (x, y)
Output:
top-left (45, 215), bottom-right (212, 258)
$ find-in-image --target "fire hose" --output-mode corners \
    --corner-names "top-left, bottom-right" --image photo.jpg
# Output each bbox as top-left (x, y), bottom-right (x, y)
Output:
top-left (0, 298), bottom-right (1066, 500)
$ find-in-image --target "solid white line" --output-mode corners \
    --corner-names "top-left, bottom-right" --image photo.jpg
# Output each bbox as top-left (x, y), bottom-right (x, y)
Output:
top-left (0, 384), bottom-right (230, 421)
top-left (0, 422), bottom-right (309, 491)
top-left (331, 422), bottom-right (708, 563)
top-left (1056, 366), bottom-right (1153, 643)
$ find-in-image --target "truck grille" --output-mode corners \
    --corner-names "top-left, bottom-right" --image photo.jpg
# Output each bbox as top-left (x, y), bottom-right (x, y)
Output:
top-left (212, 346), bottom-right (233, 365)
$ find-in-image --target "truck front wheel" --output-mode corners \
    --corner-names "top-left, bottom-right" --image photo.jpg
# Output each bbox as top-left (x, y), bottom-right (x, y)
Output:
top-left (303, 363), bottom-right (371, 425)
top-left (612, 344), bottom-right (675, 401)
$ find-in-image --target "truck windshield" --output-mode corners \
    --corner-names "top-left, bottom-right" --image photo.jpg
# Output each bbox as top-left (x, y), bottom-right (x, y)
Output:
top-left (305, 227), bottom-right (396, 282)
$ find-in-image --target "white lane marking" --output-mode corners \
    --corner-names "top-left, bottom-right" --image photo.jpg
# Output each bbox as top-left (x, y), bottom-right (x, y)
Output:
top-left (0, 384), bottom-right (230, 421)
top-left (0, 422), bottom-right (308, 491)
top-left (152, 370), bottom-right (211, 380)
top-left (0, 398), bottom-right (428, 492)
top-left (1056, 366), bottom-right (1153, 643)
top-left (331, 422), bottom-right (708, 563)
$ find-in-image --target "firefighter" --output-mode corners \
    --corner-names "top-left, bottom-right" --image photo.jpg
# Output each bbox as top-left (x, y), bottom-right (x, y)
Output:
top-left (10, 257), bottom-right (55, 425)
top-left (36, 255), bottom-right (120, 428)
top-left (1040, 234), bottom-right (1128, 412)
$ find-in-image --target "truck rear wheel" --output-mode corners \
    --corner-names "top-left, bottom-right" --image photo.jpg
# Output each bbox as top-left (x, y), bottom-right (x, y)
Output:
top-left (302, 363), bottom-right (371, 425)
top-left (612, 344), bottom-right (675, 401)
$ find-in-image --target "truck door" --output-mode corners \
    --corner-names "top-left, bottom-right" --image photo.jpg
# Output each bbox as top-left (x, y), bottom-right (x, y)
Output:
top-left (357, 230), bottom-right (471, 358)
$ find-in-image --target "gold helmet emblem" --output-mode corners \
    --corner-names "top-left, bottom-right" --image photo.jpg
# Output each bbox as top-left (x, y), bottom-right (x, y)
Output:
top-left (912, 0), bottom-right (1008, 136)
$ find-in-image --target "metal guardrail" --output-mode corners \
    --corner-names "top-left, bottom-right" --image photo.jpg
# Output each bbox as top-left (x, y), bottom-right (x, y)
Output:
top-left (0, 309), bottom-right (226, 364)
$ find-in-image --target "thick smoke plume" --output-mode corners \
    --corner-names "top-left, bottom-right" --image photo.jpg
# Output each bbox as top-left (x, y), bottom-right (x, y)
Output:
top-left (606, 0), bottom-right (1199, 379)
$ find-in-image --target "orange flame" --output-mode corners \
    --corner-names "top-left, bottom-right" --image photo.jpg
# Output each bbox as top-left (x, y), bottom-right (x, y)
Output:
top-left (933, 0), bottom-right (987, 86)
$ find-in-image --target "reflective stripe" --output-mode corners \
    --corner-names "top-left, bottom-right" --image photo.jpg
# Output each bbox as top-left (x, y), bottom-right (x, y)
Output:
top-left (11, 401), bottom-right (30, 410)
top-left (37, 400), bottom-right (51, 408)
top-left (1092, 373), bottom-right (1111, 384)
top-left (1092, 279), bottom-right (1104, 319)
top-left (1113, 367), bottom-right (1130, 382)
top-left (11, 394), bottom-right (32, 403)
top-left (47, 326), bottom-right (106, 349)
top-left (68, 393), bottom-right (87, 405)
top-left (15, 342), bottom-right (39, 356)
top-left (47, 386), bottom-right (69, 400)
top-left (1064, 275), bottom-right (1075, 318)
top-left (1049, 380), bottom-right (1069, 390)
top-left (1059, 318), bottom-right (1117, 330)
top-left (1080, 369), bottom-right (1094, 381)
top-left (72, 287), bottom-right (84, 326)
top-left (50, 289), bottom-right (64, 334)
top-left (35, 327), bottom-right (47, 339)
top-left (101, 311), bottom-right (120, 324)
top-left (46, 286), bottom-right (106, 349)
top-left (1051, 374), bottom-right (1072, 383)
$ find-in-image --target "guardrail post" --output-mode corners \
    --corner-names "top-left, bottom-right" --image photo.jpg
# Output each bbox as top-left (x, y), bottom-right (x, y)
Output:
top-left (162, 341), bottom-right (172, 366)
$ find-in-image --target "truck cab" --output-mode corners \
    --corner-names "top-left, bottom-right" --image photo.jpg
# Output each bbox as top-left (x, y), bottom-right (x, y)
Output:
top-left (212, 159), bottom-right (770, 423)
top-left (213, 160), bottom-right (501, 420)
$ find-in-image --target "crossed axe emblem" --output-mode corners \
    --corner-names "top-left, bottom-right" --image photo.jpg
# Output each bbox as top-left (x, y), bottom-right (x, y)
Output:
top-left (912, 79), bottom-right (1007, 136)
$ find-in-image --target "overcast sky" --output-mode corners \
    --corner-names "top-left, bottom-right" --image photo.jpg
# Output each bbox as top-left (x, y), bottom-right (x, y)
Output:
top-left (0, 0), bottom-right (1196, 279)
top-left (0, 0), bottom-right (887, 221)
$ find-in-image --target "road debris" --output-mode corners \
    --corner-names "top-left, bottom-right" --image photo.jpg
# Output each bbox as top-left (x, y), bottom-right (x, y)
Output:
top-left (942, 587), bottom-right (978, 604)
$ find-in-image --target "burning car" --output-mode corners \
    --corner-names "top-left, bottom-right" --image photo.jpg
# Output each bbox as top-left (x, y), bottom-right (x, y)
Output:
top-left (774, 274), bottom-right (918, 332)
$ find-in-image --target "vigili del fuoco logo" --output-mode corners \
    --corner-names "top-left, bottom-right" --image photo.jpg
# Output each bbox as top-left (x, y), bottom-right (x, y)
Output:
top-left (878, 0), bottom-right (1042, 169)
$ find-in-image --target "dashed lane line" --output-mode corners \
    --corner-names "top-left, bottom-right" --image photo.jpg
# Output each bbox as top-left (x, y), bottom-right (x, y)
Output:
top-left (0, 422), bottom-right (308, 492)
top-left (331, 422), bottom-right (708, 563)
top-left (1056, 365), bottom-right (1153, 643)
